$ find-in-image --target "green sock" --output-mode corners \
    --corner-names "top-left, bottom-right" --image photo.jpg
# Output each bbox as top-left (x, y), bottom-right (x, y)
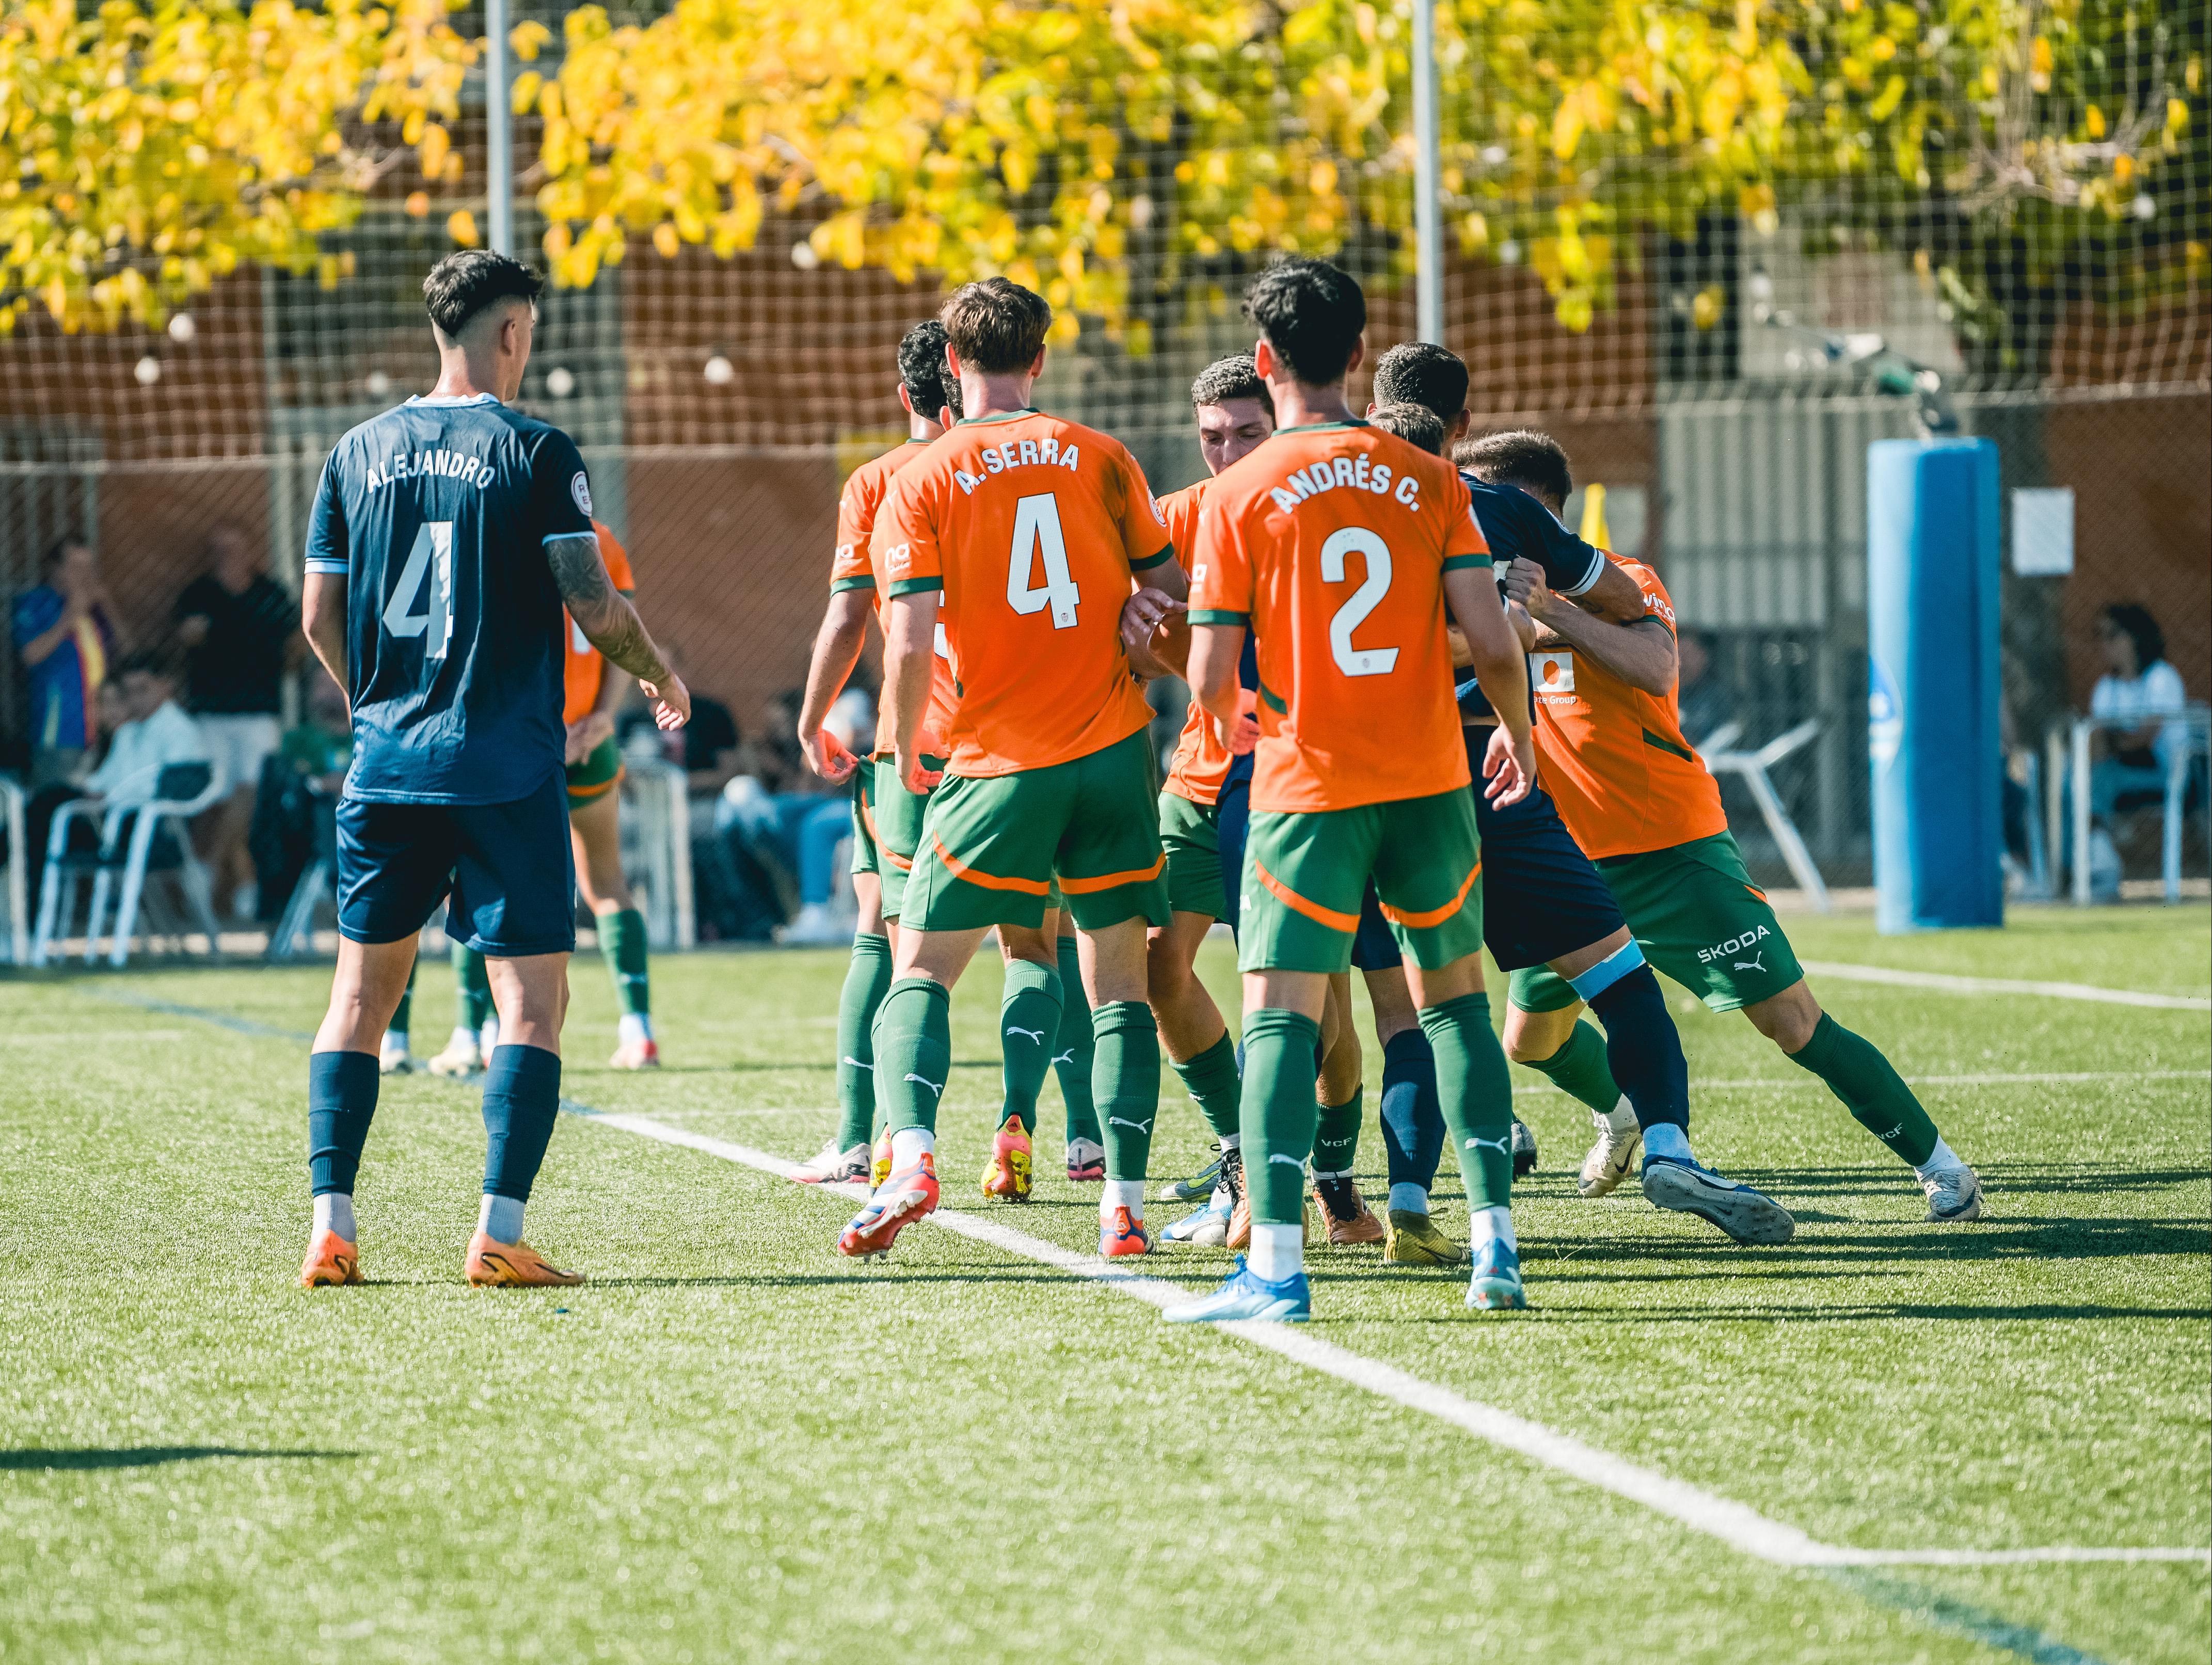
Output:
top-left (1524, 1019), bottom-right (1620, 1114)
top-left (1788, 1013), bottom-right (1940, 1167)
top-left (1421, 992), bottom-right (1515, 1212)
top-left (1093, 1001), bottom-right (1160, 1183)
top-left (1053, 935), bottom-right (1101, 1146)
top-left (998, 958), bottom-right (1063, 1136)
top-left (835, 932), bottom-right (895, 1150)
top-left (1312, 1085), bottom-right (1363, 1176)
top-left (870, 977), bottom-right (951, 1136)
top-left (598, 907), bottom-right (650, 1017)
top-left (1242, 1008), bottom-right (1323, 1225)
top-left (452, 940), bottom-right (491, 1032)
top-left (392, 960), bottom-right (415, 1038)
top-left (1170, 1030), bottom-right (1242, 1140)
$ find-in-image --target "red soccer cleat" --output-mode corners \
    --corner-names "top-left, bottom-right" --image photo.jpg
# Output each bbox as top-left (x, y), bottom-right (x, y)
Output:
top-left (1099, 1206), bottom-right (1153, 1258)
top-left (838, 1153), bottom-right (941, 1258)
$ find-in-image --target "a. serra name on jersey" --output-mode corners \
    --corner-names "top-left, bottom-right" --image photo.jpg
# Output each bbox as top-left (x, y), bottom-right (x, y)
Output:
top-left (1189, 419), bottom-right (1490, 815)
top-left (874, 409), bottom-right (1171, 778)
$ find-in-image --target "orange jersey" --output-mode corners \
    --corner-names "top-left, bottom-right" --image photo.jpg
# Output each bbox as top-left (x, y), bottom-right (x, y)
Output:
top-left (1189, 420), bottom-right (1489, 814)
top-left (1157, 478), bottom-right (1238, 806)
top-left (875, 409), bottom-right (1170, 776)
top-left (563, 519), bottom-right (637, 724)
top-left (832, 439), bottom-right (932, 594)
top-left (1530, 554), bottom-right (1727, 859)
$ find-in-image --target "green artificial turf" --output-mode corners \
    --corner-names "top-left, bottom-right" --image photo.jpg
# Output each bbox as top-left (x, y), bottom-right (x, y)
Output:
top-left (0, 904), bottom-right (2204, 1663)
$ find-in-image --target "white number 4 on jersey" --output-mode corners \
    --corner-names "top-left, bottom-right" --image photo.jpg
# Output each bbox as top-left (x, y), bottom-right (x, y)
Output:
top-left (383, 521), bottom-right (456, 661)
top-left (1007, 493), bottom-right (1081, 628)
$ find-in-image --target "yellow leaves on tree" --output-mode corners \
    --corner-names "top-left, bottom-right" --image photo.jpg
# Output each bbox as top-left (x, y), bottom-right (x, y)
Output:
top-left (0, 0), bottom-right (474, 333)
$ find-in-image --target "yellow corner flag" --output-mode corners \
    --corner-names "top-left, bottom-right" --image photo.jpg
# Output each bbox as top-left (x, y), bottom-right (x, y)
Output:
top-left (1579, 481), bottom-right (1611, 551)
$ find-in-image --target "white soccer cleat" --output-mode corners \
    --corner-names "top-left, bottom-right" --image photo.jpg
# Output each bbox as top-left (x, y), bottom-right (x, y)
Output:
top-left (1578, 1103), bottom-right (1642, 1197)
top-left (1921, 1163), bottom-right (1985, 1222)
top-left (378, 1033), bottom-right (413, 1075)
top-left (1641, 1155), bottom-right (1795, 1245)
top-left (777, 901), bottom-right (854, 947)
top-left (792, 1138), bottom-right (871, 1185)
top-left (426, 1026), bottom-right (484, 1078)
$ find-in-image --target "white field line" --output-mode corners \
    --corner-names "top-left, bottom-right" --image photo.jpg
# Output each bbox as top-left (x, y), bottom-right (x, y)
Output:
top-left (1802, 960), bottom-right (2211, 1013)
top-left (570, 1104), bottom-right (2212, 1573)
top-left (1516, 1068), bottom-right (2212, 1095)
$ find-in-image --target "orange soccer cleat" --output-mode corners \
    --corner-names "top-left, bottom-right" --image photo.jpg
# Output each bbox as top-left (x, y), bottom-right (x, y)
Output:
top-left (298, 1230), bottom-right (361, 1289)
top-left (1311, 1173), bottom-right (1386, 1246)
top-left (466, 1233), bottom-right (585, 1287)
top-left (839, 1152), bottom-right (940, 1258)
top-left (979, 1114), bottom-right (1033, 1202)
top-left (1100, 1206), bottom-right (1153, 1258)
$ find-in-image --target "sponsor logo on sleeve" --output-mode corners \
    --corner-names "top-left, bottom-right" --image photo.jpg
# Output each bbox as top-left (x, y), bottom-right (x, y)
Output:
top-left (570, 471), bottom-right (593, 516)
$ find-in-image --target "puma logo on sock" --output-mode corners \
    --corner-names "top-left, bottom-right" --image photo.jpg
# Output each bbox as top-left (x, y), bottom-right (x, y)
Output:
top-left (1267, 1153), bottom-right (1303, 1167)
top-left (903, 1073), bottom-right (945, 1096)
top-left (841, 1057), bottom-right (873, 1070)
top-left (1467, 1135), bottom-right (1511, 1154)
top-left (1005, 1026), bottom-right (1046, 1044)
top-left (1052, 1051), bottom-right (1077, 1067)
top-left (1107, 1116), bottom-right (1155, 1133)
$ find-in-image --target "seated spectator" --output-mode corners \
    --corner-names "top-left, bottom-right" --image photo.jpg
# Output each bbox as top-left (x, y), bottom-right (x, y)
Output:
top-left (2089, 603), bottom-right (2189, 820)
top-left (249, 672), bottom-right (352, 923)
top-left (82, 656), bottom-right (208, 810)
top-left (1676, 630), bottom-right (1734, 749)
top-left (12, 536), bottom-right (124, 791)
top-left (616, 647), bottom-right (743, 796)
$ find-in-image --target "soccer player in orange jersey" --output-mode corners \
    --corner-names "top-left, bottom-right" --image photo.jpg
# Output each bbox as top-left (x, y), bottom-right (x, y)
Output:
top-left (1474, 430), bottom-right (1984, 1224)
top-left (788, 322), bottom-right (960, 1185)
top-left (838, 278), bottom-right (1185, 1260)
top-left (1164, 259), bottom-right (1539, 1322)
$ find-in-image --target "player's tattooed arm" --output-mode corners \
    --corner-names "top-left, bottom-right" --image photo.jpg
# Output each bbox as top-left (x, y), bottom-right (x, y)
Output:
top-left (547, 533), bottom-right (691, 728)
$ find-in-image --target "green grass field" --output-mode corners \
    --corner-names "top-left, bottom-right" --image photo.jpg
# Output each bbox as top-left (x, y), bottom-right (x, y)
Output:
top-left (0, 905), bottom-right (2205, 1663)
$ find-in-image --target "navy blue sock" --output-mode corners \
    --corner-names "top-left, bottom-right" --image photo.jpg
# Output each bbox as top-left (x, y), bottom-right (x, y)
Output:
top-left (308, 1050), bottom-right (380, 1196)
top-left (481, 1044), bottom-right (564, 1201)
top-left (1588, 965), bottom-right (1690, 1132)
top-left (1377, 1027), bottom-right (1444, 1192)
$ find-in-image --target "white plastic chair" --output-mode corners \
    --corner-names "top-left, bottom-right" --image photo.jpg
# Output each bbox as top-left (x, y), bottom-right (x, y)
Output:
top-left (86, 763), bottom-right (227, 965)
top-left (31, 797), bottom-right (122, 966)
top-left (1698, 719), bottom-right (1831, 911)
top-left (0, 776), bottom-right (27, 964)
top-left (2068, 703), bottom-right (2211, 906)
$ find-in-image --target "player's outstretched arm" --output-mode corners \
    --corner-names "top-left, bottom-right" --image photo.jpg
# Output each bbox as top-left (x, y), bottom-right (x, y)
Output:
top-left (1444, 566), bottom-right (1535, 806)
top-left (881, 591), bottom-right (944, 793)
top-left (302, 572), bottom-right (349, 693)
top-left (795, 588), bottom-right (873, 782)
top-left (547, 533), bottom-right (690, 730)
top-left (1187, 622), bottom-right (1257, 755)
top-left (1502, 558), bottom-right (1677, 694)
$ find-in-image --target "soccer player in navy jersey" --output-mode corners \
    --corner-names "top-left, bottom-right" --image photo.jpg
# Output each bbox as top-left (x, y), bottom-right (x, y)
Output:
top-left (296, 250), bottom-right (689, 1290)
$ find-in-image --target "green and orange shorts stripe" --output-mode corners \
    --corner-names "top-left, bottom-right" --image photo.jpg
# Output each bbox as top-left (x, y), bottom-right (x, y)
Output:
top-left (902, 727), bottom-right (1170, 934)
top-left (564, 735), bottom-right (624, 808)
top-left (1237, 788), bottom-right (1485, 974)
top-left (868, 753), bottom-right (941, 919)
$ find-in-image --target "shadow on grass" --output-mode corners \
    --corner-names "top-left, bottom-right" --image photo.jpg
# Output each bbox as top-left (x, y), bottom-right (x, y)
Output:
top-left (0, 1447), bottom-right (357, 1470)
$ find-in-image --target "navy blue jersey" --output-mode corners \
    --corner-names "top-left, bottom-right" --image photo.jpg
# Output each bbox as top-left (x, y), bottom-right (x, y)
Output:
top-left (1454, 469), bottom-right (1602, 722)
top-left (305, 393), bottom-right (596, 805)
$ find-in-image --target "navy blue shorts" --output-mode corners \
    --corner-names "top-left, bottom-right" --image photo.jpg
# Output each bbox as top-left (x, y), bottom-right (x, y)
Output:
top-left (336, 773), bottom-right (577, 957)
top-left (1214, 766), bottom-right (1252, 938)
top-left (1352, 731), bottom-right (1627, 975)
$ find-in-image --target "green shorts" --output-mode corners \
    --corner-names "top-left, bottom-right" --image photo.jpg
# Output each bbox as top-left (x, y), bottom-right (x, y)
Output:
top-left (1237, 789), bottom-right (1484, 975)
top-left (903, 728), bottom-right (1169, 933)
top-left (1509, 830), bottom-right (1804, 1014)
top-left (565, 735), bottom-right (623, 808)
top-left (1158, 790), bottom-right (1229, 921)
top-left (849, 767), bottom-right (878, 879)
top-left (868, 755), bottom-right (940, 920)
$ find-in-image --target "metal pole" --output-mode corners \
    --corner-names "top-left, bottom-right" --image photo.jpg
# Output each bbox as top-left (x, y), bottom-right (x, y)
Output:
top-left (485, 0), bottom-right (514, 256)
top-left (1411, 0), bottom-right (1442, 343)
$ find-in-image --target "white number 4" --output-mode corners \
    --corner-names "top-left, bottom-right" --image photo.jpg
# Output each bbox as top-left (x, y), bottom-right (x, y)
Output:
top-left (1007, 493), bottom-right (1081, 629)
top-left (1322, 526), bottom-right (1397, 676)
top-left (383, 520), bottom-right (456, 661)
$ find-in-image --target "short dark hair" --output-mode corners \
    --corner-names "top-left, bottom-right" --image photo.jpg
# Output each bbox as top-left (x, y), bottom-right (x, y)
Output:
top-left (1242, 258), bottom-right (1365, 386)
top-left (423, 250), bottom-right (545, 341)
top-left (1365, 402), bottom-right (1445, 456)
top-left (897, 321), bottom-right (962, 422)
top-left (1458, 429), bottom-right (1574, 510)
top-left (1372, 342), bottom-right (1469, 425)
top-left (2102, 603), bottom-right (2166, 670)
top-left (116, 650), bottom-right (172, 682)
top-left (1190, 354), bottom-right (1272, 415)
top-left (41, 535), bottom-right (87, 570)
top-left (941, 278), bottom-right (1052, 374)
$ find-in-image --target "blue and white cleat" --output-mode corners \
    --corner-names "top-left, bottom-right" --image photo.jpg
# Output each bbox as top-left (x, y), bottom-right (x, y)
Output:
top-left (1641, 1154), bottom-right (1795, 1245)
top-left (1466, 1238), bottom-right (1528, 1311)
top-left (1161, 1256), bottom-right (1311, 1323)
top-left (1158, 1150), bottom-right (1224, 1203)
top-left (1163, 1166), bottom-right (1236, 1247)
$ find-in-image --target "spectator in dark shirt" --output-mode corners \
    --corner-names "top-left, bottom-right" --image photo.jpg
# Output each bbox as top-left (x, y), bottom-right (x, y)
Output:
top-left (171, 524), bottom-right (297, 917)
top-left (1675, 630), bottom-right (1736, 750)
top-left (12, 537), bottom-right (123, 790)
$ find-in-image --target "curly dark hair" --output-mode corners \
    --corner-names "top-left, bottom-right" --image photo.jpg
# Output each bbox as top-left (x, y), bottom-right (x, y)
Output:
top-left (1242, 258), bottom-right (1365, 385)
top-left (1190, 354), bottom-right (1271, 415)
top-left (1457, 428), bottom-right (1574, 511)
top-left (896, 321), bottom-right (962, 422)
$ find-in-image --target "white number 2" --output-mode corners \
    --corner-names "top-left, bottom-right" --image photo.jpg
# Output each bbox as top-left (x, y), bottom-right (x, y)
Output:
top-left (1321, 526), bottom-right (1397, 677)
top-left (1006, 493), bottom-right (1081, 629)
top-left (383, 520), bottom-right (455, 661)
